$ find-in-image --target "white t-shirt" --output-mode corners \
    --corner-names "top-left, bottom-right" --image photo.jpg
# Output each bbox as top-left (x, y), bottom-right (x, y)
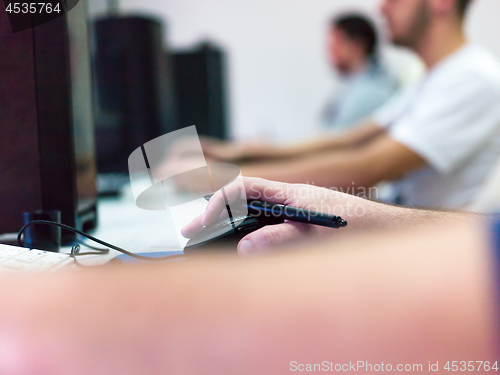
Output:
top-left (372, 44), bottom-right (500, 210)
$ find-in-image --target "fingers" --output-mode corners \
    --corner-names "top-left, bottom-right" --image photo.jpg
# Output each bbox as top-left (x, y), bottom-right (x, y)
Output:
top-left (241, 177), bottom-right (296, 203)
top-left (185, 176), bottom-right (351, 236)
top-left (237, 221), bottom-right (312, 257)
top-left (181, 210), bottom-right (232, 239)
top-left (200, 177), bottom-right (303, 227)
top-left (201, 177), bottom-right (248, 226)
top-left (182, 177), bottom-right (254, 238)
top-left (181, 214), bottom-right (204, 239)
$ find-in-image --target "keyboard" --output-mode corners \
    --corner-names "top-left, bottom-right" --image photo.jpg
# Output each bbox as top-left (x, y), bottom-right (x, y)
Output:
top-left (0, 243), bottom-right (74, 273)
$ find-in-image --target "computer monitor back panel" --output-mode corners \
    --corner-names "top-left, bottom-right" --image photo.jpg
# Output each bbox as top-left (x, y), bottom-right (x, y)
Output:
top-left (93, 16), bottom-right (175, 173)
top-left (0, 5), bottom-right (42, 234)
top-left (0, 2), bottom-right (97, 238)
top-left (171, 44), bottom-right (229, 140)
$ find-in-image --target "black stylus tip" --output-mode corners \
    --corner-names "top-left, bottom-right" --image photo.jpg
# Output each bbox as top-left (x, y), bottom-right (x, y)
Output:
top-left (337, 219), bottom-right (348, 228)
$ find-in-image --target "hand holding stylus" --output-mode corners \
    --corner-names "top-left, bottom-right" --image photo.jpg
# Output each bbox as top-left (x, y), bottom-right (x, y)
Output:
top-left (182, 177), bottom-right (384, 257)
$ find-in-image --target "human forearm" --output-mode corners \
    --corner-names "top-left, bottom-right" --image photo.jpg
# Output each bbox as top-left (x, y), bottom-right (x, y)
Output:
top-left (204, 121), bottom-right (382, 162)
top-left (258, 120), bottom-right (383, 160)
top-left (0, 219), bottom-right (496, 374)
top-left (204, 138), bottom-right (352, 162)
top-left (183, 177), bottom-right (480, 254)
top-left (242, 131), bottom-right (426, 192)
top-left (259, 135), bottom-right (355, 159)
top-left (240, 149), bottom-right (377, 189)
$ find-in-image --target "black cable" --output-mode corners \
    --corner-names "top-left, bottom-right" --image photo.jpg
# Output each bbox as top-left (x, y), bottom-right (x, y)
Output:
top-left (69, 244), bottom-right (87, 268)
top-left (17, 220), bottom-right (186, 262)
top-left (75, 241), bottom-right (110, 254)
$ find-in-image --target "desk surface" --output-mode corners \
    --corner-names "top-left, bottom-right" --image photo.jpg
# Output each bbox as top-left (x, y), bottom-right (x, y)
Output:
top-left (0, 180), bottom-right (217, 265)
top-left (68, 181), bottom-right (209, 265)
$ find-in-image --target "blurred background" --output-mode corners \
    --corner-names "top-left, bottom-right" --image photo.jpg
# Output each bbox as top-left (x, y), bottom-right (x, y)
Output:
top-left (87, 0), bottom-right (500, 144)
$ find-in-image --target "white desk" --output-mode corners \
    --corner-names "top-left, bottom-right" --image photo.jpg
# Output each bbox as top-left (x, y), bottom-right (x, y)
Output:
top-left (65, 180), bottom-right (209, 265)
top-left (0, 179), bottom-right (213, 266)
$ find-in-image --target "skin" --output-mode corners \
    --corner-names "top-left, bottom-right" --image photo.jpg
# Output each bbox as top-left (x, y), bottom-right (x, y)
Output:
top-left (200, 121), bottom-right (384, 163)
top-left (238, 131), bottom-right (425, 188)
top-left (182, 177), bottom-right (473, 256)
top-left (2, 3), bottom-right (491, 373)
top-left (0, 213), bottom-right (497, 374)
top-left (201, 0), bottom-right (468, 190)
top-left (381, 0), bottom-right (467, 67)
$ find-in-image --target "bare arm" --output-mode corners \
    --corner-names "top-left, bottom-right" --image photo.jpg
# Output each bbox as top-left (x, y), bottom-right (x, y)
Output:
top-left (240, 132), bottom-right (426, 189)
top-left (0, 218), bottom-right (496, 374)
top-left (182, 177), bottom-right (476, 256)
top-left (203, 120), bottom-right (383, 162)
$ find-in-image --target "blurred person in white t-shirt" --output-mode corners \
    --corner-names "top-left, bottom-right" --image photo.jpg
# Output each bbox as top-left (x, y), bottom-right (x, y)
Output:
top-left (202, 0), bottom-right (500, 210)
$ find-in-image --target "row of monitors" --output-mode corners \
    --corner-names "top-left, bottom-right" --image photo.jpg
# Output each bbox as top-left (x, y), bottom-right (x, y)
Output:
top-left (93, 16), bottom-right (229, 173)
top-left (0, 4), bottom-right (228, 238)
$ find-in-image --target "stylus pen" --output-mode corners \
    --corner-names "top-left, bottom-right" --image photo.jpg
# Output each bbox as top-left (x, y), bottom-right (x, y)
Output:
top-left (203, 195), bottom-right (347, 229)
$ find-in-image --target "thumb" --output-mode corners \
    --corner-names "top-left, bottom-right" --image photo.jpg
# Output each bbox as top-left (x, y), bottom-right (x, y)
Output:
top-left (237, 222), bottom-right (312, 257)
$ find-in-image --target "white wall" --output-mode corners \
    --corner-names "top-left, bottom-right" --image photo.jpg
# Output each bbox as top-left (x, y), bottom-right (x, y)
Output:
top-left (114, 0), bottom-right (500, 142)
top-left (466, 0), bottom-right (500, 59)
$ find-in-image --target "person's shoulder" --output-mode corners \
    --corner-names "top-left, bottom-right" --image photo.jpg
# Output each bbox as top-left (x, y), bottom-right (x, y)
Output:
top-left (450, 45), bottom-right (500, 86)
top-left (363, 63), bottom-right (399, 89)
top-left (366, 62), bottom-right (396, 79)
top-left (462, 45), bottom-right (500, 74)
top-left (462, 44), bottom-right (500, 64)
top-left (427, 44), bottom-right (500, 96)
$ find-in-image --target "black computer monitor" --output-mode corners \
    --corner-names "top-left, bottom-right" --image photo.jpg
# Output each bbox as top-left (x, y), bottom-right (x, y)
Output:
top-left (171, 42), bottom-right (229, 140)
top-left (66, 1), bottom-right (98, 228)
top-left (92, 15), bottom-right (175, 174)
top-left (0, 1), bottom-right (98, 240)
